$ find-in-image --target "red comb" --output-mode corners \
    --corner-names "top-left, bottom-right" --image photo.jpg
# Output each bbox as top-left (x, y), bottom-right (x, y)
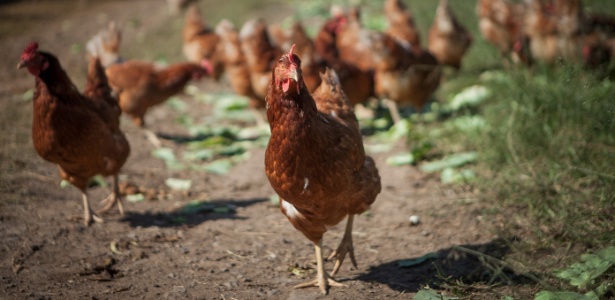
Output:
top-left (288, 44), bottom-right (296, 63)
top-left (23, 42), bottom-right (38, 55)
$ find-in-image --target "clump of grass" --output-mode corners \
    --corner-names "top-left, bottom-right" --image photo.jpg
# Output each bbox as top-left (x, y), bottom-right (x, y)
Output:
top-left (477, 64), bottom-right (615, 251)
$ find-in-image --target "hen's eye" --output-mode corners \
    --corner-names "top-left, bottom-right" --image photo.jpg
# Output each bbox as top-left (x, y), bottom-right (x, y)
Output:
top-left (278, 58), bottom-right (283, 63)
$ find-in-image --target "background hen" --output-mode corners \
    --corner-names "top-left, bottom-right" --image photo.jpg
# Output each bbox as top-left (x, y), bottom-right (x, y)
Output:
top-left (104, 59), bottom-right (211, 147)
top-left (428, 0), bottom-right (473, 69)
top-left (265, 46), bottom-right (381, 294)
top-left (314, 6), bottom-right (374, 106)
top-left (18, 42), bottom-right (130, 226)
top-left (183, 4), bottom-right (223, 79)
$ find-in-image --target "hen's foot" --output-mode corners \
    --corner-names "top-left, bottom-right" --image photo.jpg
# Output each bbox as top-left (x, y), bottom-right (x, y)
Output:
top-left (78, 192), bottom-right (104, 226)
top-left (296, 240), bottom-right (347, 294)
top-left (144, 129), bottom-right (162, 148)
top-left (69, 211), bottom-right (104, 226)
top-left (98, 192), bottom-right (124, 215)
top-left (293, 275), bottom-right (345, 295)
top-left (98, 175), bottom-right (124, 216)
top-left (327, 215), bottom-right (357, 276)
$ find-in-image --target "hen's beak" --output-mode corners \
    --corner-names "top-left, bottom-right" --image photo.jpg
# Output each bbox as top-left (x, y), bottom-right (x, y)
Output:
top-left (288, 68), bottom-right (299, 83)
top-left (17, 61), bottom-right (27, 70)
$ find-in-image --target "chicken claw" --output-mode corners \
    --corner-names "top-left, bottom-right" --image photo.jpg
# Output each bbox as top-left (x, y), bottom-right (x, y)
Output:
top-left (81, 192), bottom-right (104, 226)
top-left (295, 240), bottom-right (346, 294)
top-left (294, 276), bottom-right (345, 295)
top-left (98, 175), bottom-right (124, 216)
top-left (327, 214), bottom-right (358, 276)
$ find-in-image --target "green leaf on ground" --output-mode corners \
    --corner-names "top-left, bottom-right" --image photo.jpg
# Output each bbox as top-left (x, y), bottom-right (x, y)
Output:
top-left (555, 246), bottom-right (615, 289)
top-left (22, 89), bottom-right (34, 102)
top-left (126, 193), bottom-right (145, 203)
top-left (448, 85), bottom-right (491, 111)
top-left (165, 178), bottom-right (192, 190)
top-left (183, 149), bottom-right (215, 161)
top-left (181, 200), bottom-right (216, 214)
top-left (166, 97), bottom-right (188, 111)
top-left (413, 288), bottom-right (458, 300)
top-left (441, 168), bottom-right (476, 184)
top-left (152, 147), bottom-right (176, 162)
top-left (269, 194), bottom-right (280, 207)
top-left (90, 175), bottom-right (108, 188)
top-left (386, 153), bottom-right (415, 166)
top-left (534, 291), bottom-right (593, 300)
top-left (398, 252), bottom-right (438, 268)
top-left (203, 159), bottom-right (233, 175)
top-left (420, 152), bottom-right (478, 173)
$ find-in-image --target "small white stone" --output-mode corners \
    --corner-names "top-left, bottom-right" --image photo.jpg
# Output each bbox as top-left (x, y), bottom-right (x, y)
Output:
top-left (409, 215), bottom-right (420, 225)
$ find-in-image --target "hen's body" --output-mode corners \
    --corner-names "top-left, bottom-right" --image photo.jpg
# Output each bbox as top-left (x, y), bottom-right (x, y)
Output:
top-left (105, 60), bottom-right (208, 128)
top-left (336, 8), bottom-right (376, 72)
top-left (21, 44), bottom-right (130, 225)
top-left (240, 18), bottom-right (284, 100)
top-left (372, 32), bottom-right (441, 124)
top-left (320, 10), bottom-right (375, 106)
top-left (477, 0), bottom-right (525, 62)
top-left (265, 47), bottom-right (380, 294)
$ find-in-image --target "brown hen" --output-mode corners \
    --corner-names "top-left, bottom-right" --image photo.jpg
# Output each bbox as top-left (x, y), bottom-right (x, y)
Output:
top-left (265, 45), bottom-right (381, 294)
top-left (385, 0), bottom-right (421, 52)
top-left (477, 0), bottom-right (526, 63)
top-left (183, 4), bottom-right (223, 79)
top-left (428, 0), bottom-right (473, 69)
top-left (105, 60), bottom-right (211, 147)
top-left (320, 7), bottom-right (375, 106)
top-left (215, 19), bottom-right (265, 124)
top-left (18, 42), bottom-right (130, 226)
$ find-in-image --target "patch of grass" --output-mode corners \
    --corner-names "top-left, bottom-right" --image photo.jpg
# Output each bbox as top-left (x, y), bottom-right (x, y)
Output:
top-left (478, 65), bottom-right (615, 248)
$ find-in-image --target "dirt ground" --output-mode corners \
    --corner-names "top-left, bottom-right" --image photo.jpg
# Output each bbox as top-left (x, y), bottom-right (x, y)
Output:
top-left (0, 1), bottom-right (512, 299)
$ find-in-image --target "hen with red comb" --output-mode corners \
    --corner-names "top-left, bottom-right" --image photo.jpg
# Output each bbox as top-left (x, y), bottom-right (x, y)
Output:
top-left (265, 46), bottom-right (381, 294)
top-left (17, 42), bottom-right (130, 226)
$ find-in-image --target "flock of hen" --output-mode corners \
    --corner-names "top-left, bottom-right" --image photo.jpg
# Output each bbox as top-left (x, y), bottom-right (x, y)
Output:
top-left (478, 0), bottom-right (615, 67)
top-left (16, 0), bottom-right (615, 295)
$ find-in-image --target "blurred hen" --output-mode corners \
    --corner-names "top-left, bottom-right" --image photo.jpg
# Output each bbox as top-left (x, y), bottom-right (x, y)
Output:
top-left (18, 42), bottom-right (130, 226)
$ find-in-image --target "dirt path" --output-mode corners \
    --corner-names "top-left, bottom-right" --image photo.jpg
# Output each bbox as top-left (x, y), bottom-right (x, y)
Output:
top-left (0, 1), bottom-right (501, 299)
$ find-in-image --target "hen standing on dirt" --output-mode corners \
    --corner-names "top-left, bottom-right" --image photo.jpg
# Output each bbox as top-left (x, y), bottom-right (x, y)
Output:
top-left (18, 42), bottom-right (130, 226)
top-left (265, 45), bottom-right (381, 294)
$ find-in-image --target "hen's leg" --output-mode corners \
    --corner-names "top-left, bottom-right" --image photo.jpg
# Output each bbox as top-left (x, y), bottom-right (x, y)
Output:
top-left (143, 129), bottom-right (162, 148)
top-left (385, 99), bottom-right (402, 125)
top-left (294, 240), bottom-right (345, 294)
top-left (98, 174), bottom-right (124, 215)
top-left (82, 192), bottom-right (104, 226)
top-left (327, 214), bottom-right (357, 276)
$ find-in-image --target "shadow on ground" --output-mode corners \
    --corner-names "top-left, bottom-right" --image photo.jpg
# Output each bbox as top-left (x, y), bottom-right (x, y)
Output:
top-left (119, 197), bottom-right (267, 228)
top-left (356, 238), bottom-right (535, 293)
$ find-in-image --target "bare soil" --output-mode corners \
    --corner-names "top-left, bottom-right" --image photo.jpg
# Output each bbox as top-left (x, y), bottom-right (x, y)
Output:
top-left (0, 1), bottom-right (519, 299)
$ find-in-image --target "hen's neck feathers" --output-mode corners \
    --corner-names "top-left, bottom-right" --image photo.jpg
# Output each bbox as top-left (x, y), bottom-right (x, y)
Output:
top-left (36, 52), bottom-right (81, 101)
top-left (266, 81), bottom-right (318, 128)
